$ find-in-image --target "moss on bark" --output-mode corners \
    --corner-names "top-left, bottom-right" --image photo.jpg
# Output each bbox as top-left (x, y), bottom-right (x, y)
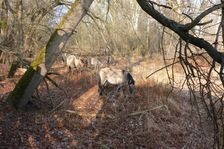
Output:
top-left (6, 47), bottom-right (46, 109)
top-left (6, 67), bottom-right (36, 109)
top-left (6, 0), bottom-right (93, 109)
top-left (31, 47), bottom-right (46, 69)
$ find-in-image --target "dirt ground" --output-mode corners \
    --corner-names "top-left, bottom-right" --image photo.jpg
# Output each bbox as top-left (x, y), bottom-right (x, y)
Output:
top-left (0, 61), bottom-right (213, 149)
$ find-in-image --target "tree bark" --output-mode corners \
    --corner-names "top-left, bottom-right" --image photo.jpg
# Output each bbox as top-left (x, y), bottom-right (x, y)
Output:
top-left (7, 0), bottom-right (94, 109)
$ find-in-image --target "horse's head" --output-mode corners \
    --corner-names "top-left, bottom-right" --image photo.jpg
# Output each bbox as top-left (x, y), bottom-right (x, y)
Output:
top-left (127, 72), bottom-right (135, 94)
top-left (80, 57), bottom-right (88, 67)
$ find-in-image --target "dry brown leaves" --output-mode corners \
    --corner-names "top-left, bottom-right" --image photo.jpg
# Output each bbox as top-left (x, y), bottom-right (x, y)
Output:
top-left (0, 63), bottom-right (213, 149)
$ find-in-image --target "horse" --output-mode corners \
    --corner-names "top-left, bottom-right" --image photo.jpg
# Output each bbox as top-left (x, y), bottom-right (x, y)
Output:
top-left (98, 67), bottom-right (135, 96)
top-left (61, 53), bottom-right (68, 65)
top-left (88, 57), bottom-right (103, 70)
top-left (74, 57), bottom-right (87, 69)
top-left (107, 55), bottom-right (116, 65)
top-left (62, 53), bottom-right (86, 73)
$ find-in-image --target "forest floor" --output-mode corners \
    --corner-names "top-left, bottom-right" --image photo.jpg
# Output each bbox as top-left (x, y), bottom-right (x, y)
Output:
top-left (0, 56), bottom-right (214, 149)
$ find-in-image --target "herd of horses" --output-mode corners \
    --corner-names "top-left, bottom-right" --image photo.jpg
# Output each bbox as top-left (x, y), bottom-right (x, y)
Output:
top-left (61, 53), bottom-right (111, 72)
top-left (61, 53), bottom-right (136, 97)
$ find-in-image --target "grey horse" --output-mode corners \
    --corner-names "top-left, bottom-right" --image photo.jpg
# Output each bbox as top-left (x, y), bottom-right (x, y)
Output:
top-left (62, 53), bottom-right (86, 73)
top-left (98, 67), bottom-right (135, 96)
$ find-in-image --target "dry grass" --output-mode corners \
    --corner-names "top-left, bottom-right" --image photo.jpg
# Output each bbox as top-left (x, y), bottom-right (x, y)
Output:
top-left (0, 58), bottom-right (214, 148)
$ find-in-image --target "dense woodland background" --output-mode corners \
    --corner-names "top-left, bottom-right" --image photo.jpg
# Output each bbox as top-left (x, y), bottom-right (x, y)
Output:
top-left (1, 0), bottom-right (224, 148)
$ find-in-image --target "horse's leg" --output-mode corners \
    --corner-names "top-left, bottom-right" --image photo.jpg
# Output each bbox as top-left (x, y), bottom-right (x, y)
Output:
top-left (74, 67), bottom-right (79, 77)
top-left (98, 85), bottom-right (102, 96)
top-left (98, 79), bottom-right (105, 96)
top-left (77, 67), bottom-right (81, 77)
top-left (119, 82), bottom-right (128, 98)
top-left (68, 66), bottom-right (72, 74)
top-left (115, 84), bottom-right (123, 97)
top-left (73, 66), bottom-right (75, 73)
top-left (121, 85), bottom-right (125, 97)
top-left (98, 74), bottom-right (102, 95)
top-left (122, 85), bottom-right (126, 97)
top-left (101, 80), bottom-right (110, 96)
top-left (128, 85), bottom-right (134, 95)
top-left (98, 74), bottom-right (101, 95)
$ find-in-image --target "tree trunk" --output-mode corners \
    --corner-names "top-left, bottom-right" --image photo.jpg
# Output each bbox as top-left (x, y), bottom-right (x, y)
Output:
top-left (7, 0), bottom-right (94, 109)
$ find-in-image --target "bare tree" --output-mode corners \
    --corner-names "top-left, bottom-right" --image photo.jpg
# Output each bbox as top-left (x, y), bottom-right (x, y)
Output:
top-left (6, 0), bottom-right (94, 109)
top-left (137, 0), bottom-right (224, 147)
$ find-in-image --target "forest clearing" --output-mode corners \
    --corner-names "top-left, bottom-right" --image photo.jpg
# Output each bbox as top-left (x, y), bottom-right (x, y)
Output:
top-left (0, 56), bottom-right (214, 148)
top-left (1, 0), bottom-right (224, 148)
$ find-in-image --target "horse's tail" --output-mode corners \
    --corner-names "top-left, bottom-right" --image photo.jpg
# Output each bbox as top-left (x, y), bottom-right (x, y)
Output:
top-left (98, 74), bottom-right (101, 88)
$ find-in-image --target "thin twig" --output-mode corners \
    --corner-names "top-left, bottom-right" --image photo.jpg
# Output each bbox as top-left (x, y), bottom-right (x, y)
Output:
top-left (129, 105), bottom-right (168, 116)
top-left (146, 61), bottom-right (179, 79)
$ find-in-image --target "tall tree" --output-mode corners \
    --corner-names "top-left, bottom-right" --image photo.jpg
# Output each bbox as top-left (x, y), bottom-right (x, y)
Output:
top-left (136, 0), bottom-right (224, 147)
top-left (6, 0), bottom-right (94, 109)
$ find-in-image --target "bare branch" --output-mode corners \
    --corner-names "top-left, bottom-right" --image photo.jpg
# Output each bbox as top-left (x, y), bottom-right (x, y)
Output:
top-left (147, 0), bottom-right (172, 9)
top-left (182, 12), bottom-right (213, 26)
top-left (146, 61), bottom-right (179, 79)
top-left (185, 3), bottom-right (224, 30)
top-left (137, 0), bottom-right (223, 64)
top-left (4, 0), bottom-right (15, 14)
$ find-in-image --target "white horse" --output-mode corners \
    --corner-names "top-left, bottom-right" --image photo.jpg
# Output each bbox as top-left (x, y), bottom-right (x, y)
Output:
top-left (98, 67), bottom-right (135, 96)
top-left (62, 53), bottom-right (86, 73)
top-left (88, 57), bottom-right (103, 70)
top-left (107, 55), bottom-right (116, 65)
top-left (61, 53), bottom-right (68, 65)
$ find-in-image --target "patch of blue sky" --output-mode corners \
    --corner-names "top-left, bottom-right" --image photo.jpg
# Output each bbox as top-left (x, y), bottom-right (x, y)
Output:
top-left (51, 0), bottom-right (75, 26)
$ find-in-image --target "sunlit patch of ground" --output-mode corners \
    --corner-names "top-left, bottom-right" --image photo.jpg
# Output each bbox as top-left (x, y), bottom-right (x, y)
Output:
top-left (0, 59), bottom-right (213, 148)
top-left (70, 85), bottom-right (104, 126)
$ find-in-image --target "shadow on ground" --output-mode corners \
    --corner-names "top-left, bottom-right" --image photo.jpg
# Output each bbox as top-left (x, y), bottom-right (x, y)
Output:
top-left (0, 66), bottom-right (213, 148)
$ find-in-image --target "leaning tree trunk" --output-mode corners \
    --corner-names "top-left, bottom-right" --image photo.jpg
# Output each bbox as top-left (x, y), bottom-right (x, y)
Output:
top-left (7, 0), bottom-right (94, 109)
